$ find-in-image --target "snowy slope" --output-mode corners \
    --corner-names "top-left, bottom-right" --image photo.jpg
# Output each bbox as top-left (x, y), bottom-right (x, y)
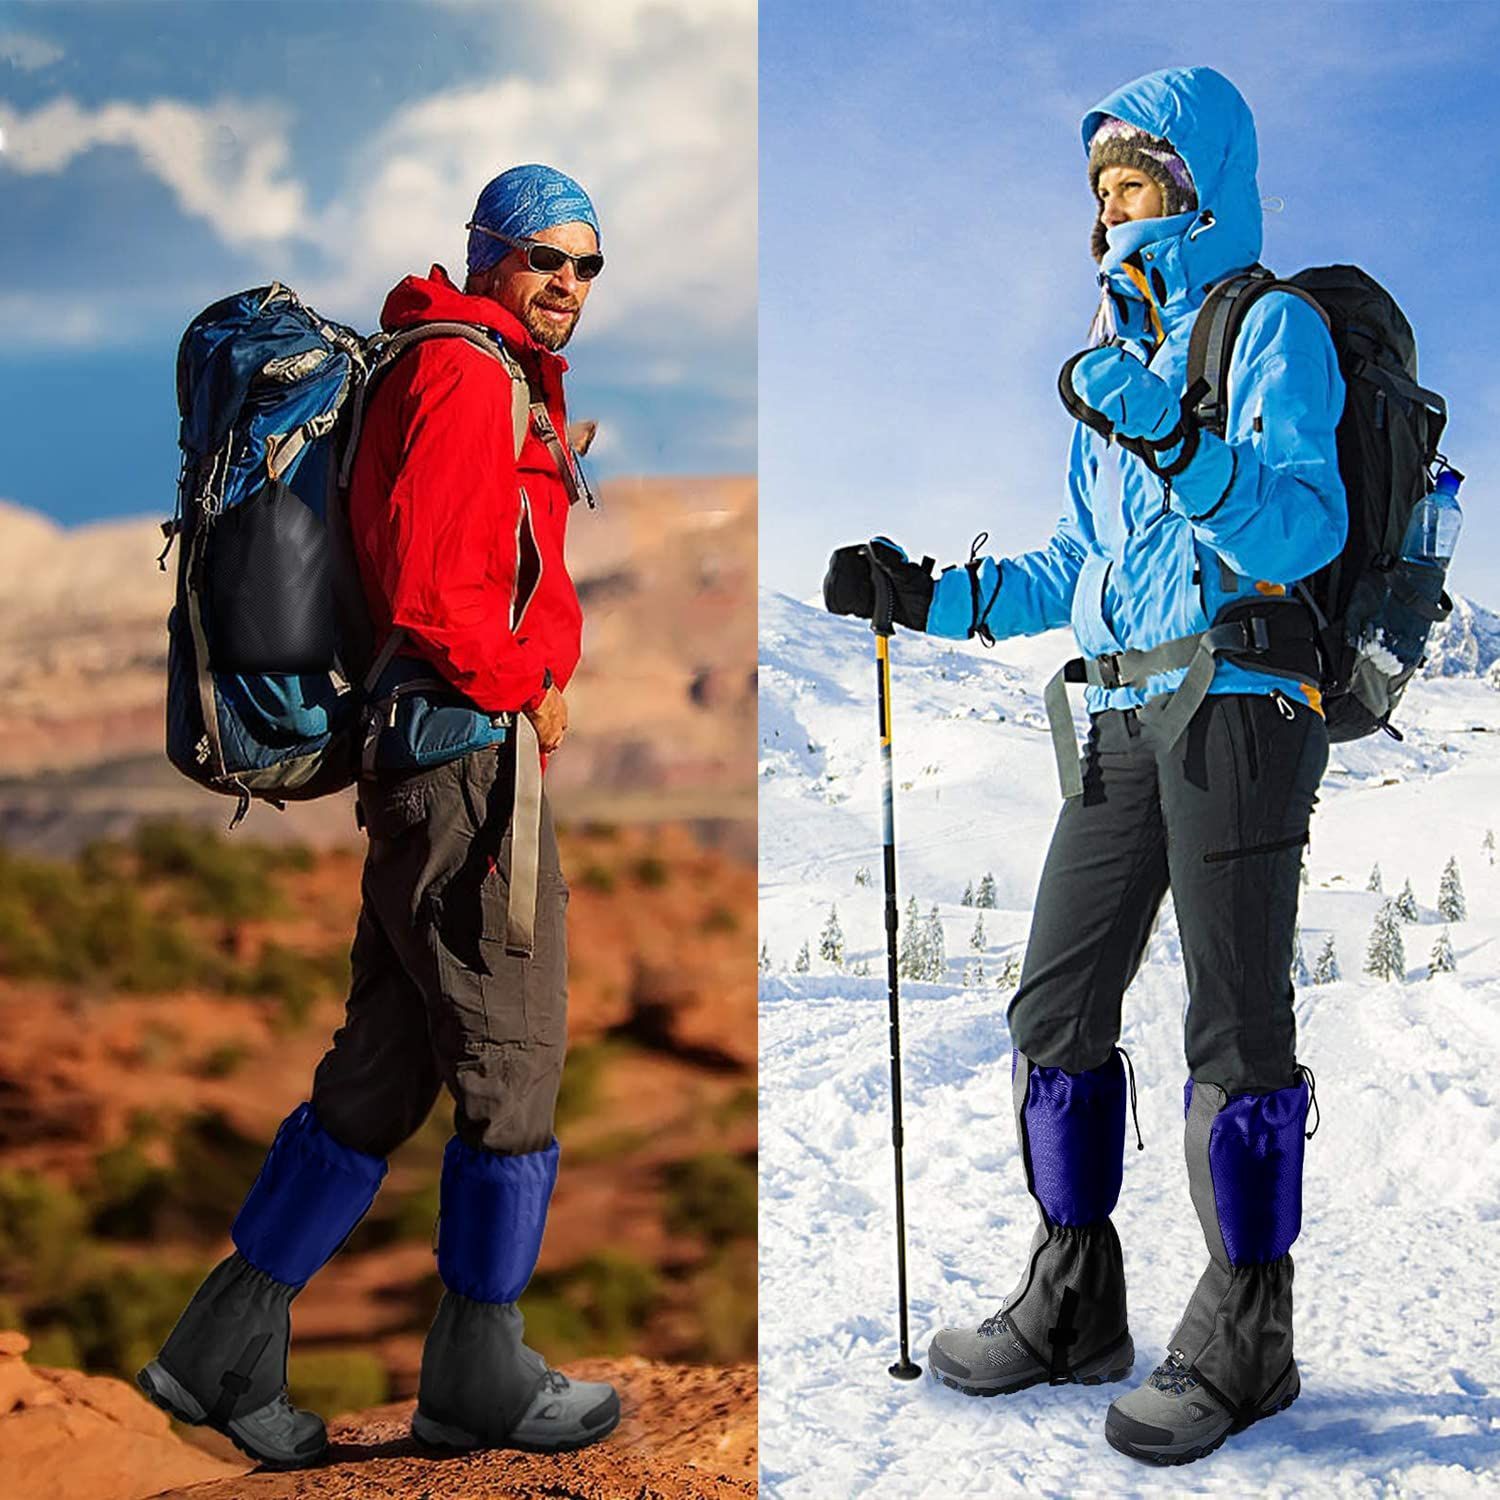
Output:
top-left (758, 587), bottom-right (1500, 1498)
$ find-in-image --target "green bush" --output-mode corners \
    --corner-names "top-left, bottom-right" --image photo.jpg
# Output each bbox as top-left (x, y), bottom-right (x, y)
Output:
top-left (631, 854), bottom-right (669, 888)
top-left (526, 1251), bottom-right (661, 1357)
top-left (24, 1324), bottom-right (81, 1370)
top-left (577, 862), bottom-right (616, 893)
top-left (553, 1042), bottom-right (610, 1129)
top-left (230, 942), bottom-right (325, 1027)
top-left (194, 1041), bottom-right (251, 1079)
top-left (0, 845), bottom-right (223, 991)
top-left (0, 1170), bottom-right (86, 1297)
top-left (169, 1111), bottom-right (267, 1224)
top-left (132, 818), bottom-right (285, 920)
top-left (688, 1241), bottom-right (757, 1363)
top-left (662, 1152), bottom-right (757, 1247)
top-left (31, 1260), bottom-right (205, 1378)
top-left (287, 1348), bottom-right (389, 1419)
top-left (89, 1141), bottom-right (173, 1241)
top-left (700, 903), bottom-right (739, 934)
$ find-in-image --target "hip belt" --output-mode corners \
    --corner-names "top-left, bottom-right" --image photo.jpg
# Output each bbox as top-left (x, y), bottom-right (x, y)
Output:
top-left (1043, 598), bottom-right (1320, 801)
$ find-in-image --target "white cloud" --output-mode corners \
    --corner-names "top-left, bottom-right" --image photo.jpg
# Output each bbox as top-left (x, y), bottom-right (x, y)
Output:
top-left (0, 29), bottom-right (63, 72)
top-left (0, 94), bottom-right (309, 245)
top-left (302, 0), bottom-right (756, 342)
top-left (0, 0), bottom-right (755, 373)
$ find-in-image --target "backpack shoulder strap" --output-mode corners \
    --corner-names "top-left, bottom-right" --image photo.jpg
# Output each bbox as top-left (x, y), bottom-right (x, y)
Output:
top-left (338, 321), bottom-right (528, 490)
top-left (1187, 268), bottom-right (1330, 438)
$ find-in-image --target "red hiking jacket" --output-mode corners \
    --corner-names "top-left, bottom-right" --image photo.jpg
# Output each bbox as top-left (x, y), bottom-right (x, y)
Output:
top-left (348, 265), bottom-right (584, 716)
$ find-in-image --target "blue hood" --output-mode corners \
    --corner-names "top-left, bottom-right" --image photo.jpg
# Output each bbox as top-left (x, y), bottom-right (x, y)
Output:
top-left (1084, 66), bottom-right (1261, 314)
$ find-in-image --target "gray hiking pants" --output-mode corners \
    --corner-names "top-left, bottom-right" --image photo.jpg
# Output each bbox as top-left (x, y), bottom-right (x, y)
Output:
top-left (1008, 693), bottom-right (1328, 1094)
top-left (310, 739), bottom-right (569, 1159)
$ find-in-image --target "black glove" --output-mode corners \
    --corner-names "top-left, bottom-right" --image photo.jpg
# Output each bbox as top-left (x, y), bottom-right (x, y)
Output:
top-left (823, 538), bottom-right (935, 631)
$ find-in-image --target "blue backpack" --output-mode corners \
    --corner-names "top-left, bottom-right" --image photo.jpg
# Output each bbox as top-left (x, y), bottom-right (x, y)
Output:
top-left (164, 283), bottom-right (530, 826)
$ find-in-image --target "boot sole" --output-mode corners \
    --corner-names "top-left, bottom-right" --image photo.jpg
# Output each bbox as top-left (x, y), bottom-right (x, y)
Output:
top-left (931, 1334), bottom-right (1135, 1399)
top-left (136, 1362), bottom-right (328, 1472)
top-left (1104, 1379), bottom-right (1301, 1466)
top-left (411, 1397), bottom-right (622, 1455)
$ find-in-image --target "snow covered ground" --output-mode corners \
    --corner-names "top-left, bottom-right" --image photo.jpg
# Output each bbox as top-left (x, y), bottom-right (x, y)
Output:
top-left (758, 587), bottom-right (1500, 1497)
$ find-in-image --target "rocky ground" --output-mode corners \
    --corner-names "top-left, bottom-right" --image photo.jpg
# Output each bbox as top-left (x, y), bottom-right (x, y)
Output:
top-left (0, 1330), bottom-right (755, 1500)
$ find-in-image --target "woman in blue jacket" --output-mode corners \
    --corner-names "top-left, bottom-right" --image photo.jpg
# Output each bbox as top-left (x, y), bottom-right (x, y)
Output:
top-left (826, 66), bottom-right (1342, 1465)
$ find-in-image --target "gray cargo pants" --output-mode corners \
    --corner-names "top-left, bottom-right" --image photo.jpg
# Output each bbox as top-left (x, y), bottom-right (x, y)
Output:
top-left (310, 738), bottom-right (569, 1158)
top-left (1008, 692), bottom-right (1328, 1095)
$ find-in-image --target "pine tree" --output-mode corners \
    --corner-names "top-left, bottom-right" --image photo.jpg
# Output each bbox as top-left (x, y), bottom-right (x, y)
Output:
top-left (960, 880), bottom-right (975, 907)
top-left (1428, 926), bottom-right (1456, 977)
top-left (1312, 934), bottom-right (1340, 985)
top-left (976, 872), bottom-right (998, 909)
top-left (1438, 856), bottom-right (1467, 922)
top-left (898, 895), bottom-right (922, 979)
top-left (854, 957), bottom-right (872, 976)
top-left (924, 905), bottom-right (947, 981)
top-left (1484, 829), bottom-right (1496, 866)
top-left (1291, 927), bottom-right (1310, 986)
top-left (758, 942), bottom-right (771, 976)
top-left (1364, 899), bottom-right (1406, 982)
top-left (995, 951), bottom-right (1024, 990)
top-left (1395, 878), bottom-right (1419, 923)
top-left (793, 941), bottom-right (811, 974)
top-left (1366, 862), bottom-right (1383, 894)
top-left (959, 912), bottom-right (984, 985)
top-left (819, 904), bottom-right (845, 969)
top-left (854, 865), bottom-right (872, 888)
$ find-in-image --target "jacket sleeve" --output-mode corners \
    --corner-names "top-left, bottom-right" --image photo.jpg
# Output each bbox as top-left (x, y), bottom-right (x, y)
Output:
top-left (1166, 292), bottom-right (1347, 581)
top-left (926, 425), bottom-right (1094, 641)
top-left (376, 343), bottom-right (550, 714)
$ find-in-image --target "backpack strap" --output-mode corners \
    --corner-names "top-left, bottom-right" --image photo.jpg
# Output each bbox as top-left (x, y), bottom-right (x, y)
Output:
top-left (1186, 267), bottom-right (1330, 438)
top-left (1043, 599), bottom-right (1320, 800)
top-left (337, 320), bottom-right (529, 491)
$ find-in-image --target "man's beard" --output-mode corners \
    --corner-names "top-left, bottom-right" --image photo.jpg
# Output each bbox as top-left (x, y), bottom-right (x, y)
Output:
top-left (523, 295), bottom-right (582, 351)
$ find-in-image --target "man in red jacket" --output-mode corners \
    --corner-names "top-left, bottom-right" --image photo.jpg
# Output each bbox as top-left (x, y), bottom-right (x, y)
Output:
top-left (139, 167), bottom-right (617, 1468)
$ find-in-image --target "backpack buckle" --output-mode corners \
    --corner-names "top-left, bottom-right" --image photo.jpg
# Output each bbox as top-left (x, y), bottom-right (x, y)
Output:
top-left (1095, 653), bottom-right (1123, 690)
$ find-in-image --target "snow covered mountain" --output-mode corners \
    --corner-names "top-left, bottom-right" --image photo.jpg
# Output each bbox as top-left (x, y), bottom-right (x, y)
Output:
top-left (1423, 593), bottom-right (1500, 679)
top-left (758, 586), bottom-right (1500, 1497)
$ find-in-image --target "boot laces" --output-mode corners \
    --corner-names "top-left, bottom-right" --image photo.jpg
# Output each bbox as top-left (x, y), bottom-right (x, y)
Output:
top-left (539, 1369), bottom-right (570, 1395)
top-left (1147, 1348), bottom-right (1200, 1396)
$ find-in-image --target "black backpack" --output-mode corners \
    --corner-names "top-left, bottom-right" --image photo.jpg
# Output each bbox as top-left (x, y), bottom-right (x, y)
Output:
top-left (1186, 264), bottom-right (1453, 741)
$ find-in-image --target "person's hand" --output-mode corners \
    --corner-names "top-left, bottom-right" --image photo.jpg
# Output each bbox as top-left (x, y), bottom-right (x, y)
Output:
top-left (525, 684), bottom-right (567, 754)
top-left (823, 538), bottom-right (935, 631)
top-left (1060, 346), bottom-right (1181, 444)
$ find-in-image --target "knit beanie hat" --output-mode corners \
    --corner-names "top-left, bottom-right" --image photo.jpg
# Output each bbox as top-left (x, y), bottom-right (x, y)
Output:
top-left (1087, 116), bottom-right (1197, 262)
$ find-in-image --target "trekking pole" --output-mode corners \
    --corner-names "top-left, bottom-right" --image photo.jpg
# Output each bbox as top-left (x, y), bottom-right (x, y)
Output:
top-left (866, 544), bottom-right (922, 1383)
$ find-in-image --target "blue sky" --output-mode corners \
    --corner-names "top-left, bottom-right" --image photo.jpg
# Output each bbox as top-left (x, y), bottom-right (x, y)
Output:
top-left (761, 0), bottom-right (1500, 604)
top-left (0, 0), bottom-right (754, 528)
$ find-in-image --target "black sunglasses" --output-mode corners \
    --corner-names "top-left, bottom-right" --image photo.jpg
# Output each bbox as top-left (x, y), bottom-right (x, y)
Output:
top-left (466, 223), bottom-right (605, 281)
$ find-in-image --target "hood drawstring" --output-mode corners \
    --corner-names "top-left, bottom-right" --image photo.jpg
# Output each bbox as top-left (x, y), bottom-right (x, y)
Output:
top-left (1117, 1045), bottom-right (1144, 1150)
top-left (1297, 1063), bottom-right (1320, 1140)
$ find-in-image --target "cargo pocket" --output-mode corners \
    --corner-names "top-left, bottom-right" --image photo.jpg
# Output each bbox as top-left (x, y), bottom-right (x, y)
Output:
top-left (448, 828), bottom-right (564, 1049)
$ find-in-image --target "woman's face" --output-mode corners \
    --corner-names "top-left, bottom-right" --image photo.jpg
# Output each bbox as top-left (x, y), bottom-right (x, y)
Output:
top-left (1096, 165), bottom-right (1165, 228)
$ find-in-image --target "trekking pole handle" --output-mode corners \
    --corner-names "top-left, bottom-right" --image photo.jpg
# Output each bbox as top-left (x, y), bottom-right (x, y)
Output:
top-left (866, 542), bottom-right (896, 639)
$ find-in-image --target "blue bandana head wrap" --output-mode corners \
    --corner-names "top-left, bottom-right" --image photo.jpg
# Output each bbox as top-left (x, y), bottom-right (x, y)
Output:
top-left (466, 164), bottom-right (601, 277)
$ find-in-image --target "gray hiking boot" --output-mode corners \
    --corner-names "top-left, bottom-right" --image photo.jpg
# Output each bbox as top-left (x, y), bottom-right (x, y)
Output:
top-left (929, 1306), bottom-right (1134, 1396)
top-left (928, 1220), bottom-right (1134, 1397)
top-left (136, 1252), bottom-right (326, 1470)
top-left (1106, 1348), bottom-right (1300, 1465)
top-left (412, 1293), bottom-right (620, 1454)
